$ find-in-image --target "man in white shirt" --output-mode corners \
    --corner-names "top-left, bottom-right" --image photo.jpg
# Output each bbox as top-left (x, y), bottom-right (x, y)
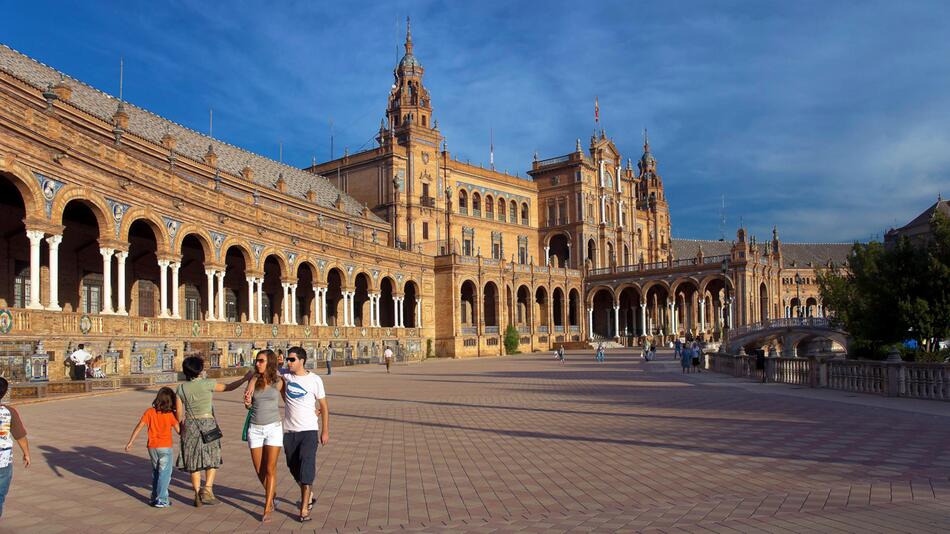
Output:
top-left (383, 346), bottom-right (394, 373)
top-left (281, 346), bottom-right (329, 522)
top-left (67, 344), bottom-right (93, 381)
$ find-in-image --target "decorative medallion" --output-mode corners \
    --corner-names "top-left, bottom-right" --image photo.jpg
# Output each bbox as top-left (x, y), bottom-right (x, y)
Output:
top-left (252, 243), bottom-right (265, 260)
top-left (106, 198), bottom-right (130, 237)
top-left (385, 328), bottom-right (392, 337)
top-left (141, 318), bottom-right (151, 334)
top-left (271, 325), bottom-right (279, 338)
top-left (408, 328), bottom-right (416, 337)
top-left (210, 231), bottom-right (226, 255)
top-left (333, 327), bottom-right (341, 338)
top-left (162, 216), bottom-right (181, 248)
top-left (287, 251), bottom-right (298, 266)
top-left (360, 327), bottom-right (367, 336)
top-left (0, 309), bottom-right (12, 334)
top-left (421, 152), bottom-right (429, 164)
top-left (317, 259), bottom-right (327, 276)
top-left (234, 324), bottom-right (243, 336)
top-left (304, 326), bottom-right (312, 337)
top-left (345, 264), bottom-right (355, 277)
top-left (192, 321), bottom-right (201, 337)
top-left (79, 314), bottom-right (92, 334)
top-left (371, 269), bottom-right (380, 280)
top-left (34, 173), bottom-right (64, 218)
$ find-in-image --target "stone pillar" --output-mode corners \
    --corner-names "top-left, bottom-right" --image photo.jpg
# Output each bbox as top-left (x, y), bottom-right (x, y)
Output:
top-left (699, 298), bottom-right (706, 333)
top-left (205, 269), bottom-right (217, 321)
top-left (290, 284), bottom-right (298, 325)
top-left (321, 288), bottom-right (328, 326)
top-left (613, 305), bottom-right (620, 339)
top-left (170, 262), bottom-right (181, 318)
top-left (669, 301), bottom-right (676, 337)
top-left (587, 307), bottom-right (594, 340)
top-left (312, 286), bottom-right (320, 326)
top-left (100, 247), bottom-right (115, 314)
top-left (544, 246), bottom-right (550, 266)
top-left (281, 283), bottom-right (290, 324)
top-left (46, 234), bottom-right (62, 311)
top-left (728, 299), bottom-right (734, 329)
top-left (255, 277), bottom-right (264, 323)
top-left (246, 277), bottom-right (256, 323)
top-left (157, 259), bottom-right (169, 318)
top-left (416, 298), bottom-right (422, 328)
top-left (216, 271), bottom-right (225, 321)
top-left (640, 303), bottom-right (647, 337)
top-left (115, 251), bottom-right (128, 315)
top-left (26, 230), bottom-right (44, 310)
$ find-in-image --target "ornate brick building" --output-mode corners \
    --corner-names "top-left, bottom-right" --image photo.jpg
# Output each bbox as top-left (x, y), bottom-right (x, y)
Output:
top-left (0, 25), bottom-right (851, 384)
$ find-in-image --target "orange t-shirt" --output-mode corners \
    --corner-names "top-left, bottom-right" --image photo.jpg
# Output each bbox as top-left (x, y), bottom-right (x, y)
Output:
top-left (140, 407), bottom-right (179, 449)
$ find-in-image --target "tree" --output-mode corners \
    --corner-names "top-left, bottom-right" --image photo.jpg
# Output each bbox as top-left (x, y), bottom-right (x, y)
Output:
top-left (503, 325), bottom-right (520, 355)
top-left (819, 212), bottom-right (950, 358)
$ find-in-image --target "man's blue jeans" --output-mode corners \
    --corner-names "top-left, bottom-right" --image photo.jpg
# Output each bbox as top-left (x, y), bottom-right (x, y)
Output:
top-left (0, 464), bottom-right (13, 516)
top-left (148, 448), bottom-right (173, 505)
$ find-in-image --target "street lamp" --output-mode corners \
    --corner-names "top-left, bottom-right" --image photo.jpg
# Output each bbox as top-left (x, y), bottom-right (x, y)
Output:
top-left (720, 259), bottom-right (730, 331)
top-left (794, 273), bottom-right (804, 320)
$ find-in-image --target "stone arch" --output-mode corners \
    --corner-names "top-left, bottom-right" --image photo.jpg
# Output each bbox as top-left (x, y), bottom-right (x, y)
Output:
top-left (258, 248), bottom-right (288, 274)
top-left (321, 261), bottom-right (348, 287)
top-left (585, 284), bottom-right (615, 307)
top-left (118, 208), bottom-right (170, 253)
top-left (219, 238), bottom-right (254, 268)
top-left (0, 158), bottom-right (44, 217)
top-left (50, 186), bottom-right (112, 238)
top-left (403, 279), bottom-right (419, 327)
top-left (172, 225), bottom-right (215, 259)
top-left (670, 276), bottom-right (702, 296)
top-left (460, 279), bottom-right (478, 327)
top-left (640, 279), bottom-right (671, 298)
top-left (568, 288), bottom-right (581, 327)
top-left (699, 273), bottom-right (735, 295)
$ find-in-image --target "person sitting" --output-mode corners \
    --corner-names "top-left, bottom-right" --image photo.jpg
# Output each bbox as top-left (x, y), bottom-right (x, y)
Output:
top-left (87, 355), bottom-right (107, 378)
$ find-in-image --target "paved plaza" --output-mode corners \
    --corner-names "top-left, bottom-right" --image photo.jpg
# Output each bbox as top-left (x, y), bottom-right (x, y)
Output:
top-left (4, 351), bottom-right (950, 533)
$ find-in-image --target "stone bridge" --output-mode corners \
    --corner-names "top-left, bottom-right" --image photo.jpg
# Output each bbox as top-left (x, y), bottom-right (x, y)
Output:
top-left (724, 317), bottom-right (850, 357)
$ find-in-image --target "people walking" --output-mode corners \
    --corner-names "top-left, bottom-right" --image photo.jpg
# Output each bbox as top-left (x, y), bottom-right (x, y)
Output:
top-left (558, 346), bottom-right (566, 363)
top-left (281, 346), bottom-right (329, 523)
top-left (68, 343), bottom-right (93, 381)
top-left (243, 349), bottom-right (284, 523)
top-left (125, 387), bottom-right (180, 508)
top-left (0, 377), bottom-right (29, 518)
top-left (595, 343), bottom-right (605, 363)
top-left (691, 341), bottom-right (702, 373)
top-left (674, 338), bottom-right (682, 363)
top-left (680, 343), bottom-right (691, 373)
top-left (325, 345), bottom-right (333, 375)
top-left (175, 356), bottom-right (250, 507)
top-left (383, 345), bottom-right (394, 373)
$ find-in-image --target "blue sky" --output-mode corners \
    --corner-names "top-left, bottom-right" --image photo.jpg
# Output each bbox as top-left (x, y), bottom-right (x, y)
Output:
top-left (6, 1), bottom-right (950, 242)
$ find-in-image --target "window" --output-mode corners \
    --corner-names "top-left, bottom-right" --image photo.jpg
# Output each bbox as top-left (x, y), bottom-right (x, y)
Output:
top-left (552, 175), bottom-right (560, 185)
top-left (577, 193), bottom-right (583, 221)
top-left (13, 261), bottom-right (29, 308)
top-left (422, 222), bottom-right (429, 240)
top-left (518, 235), bottom-right (529, 264)
top-left (575, 170), bottom-right (582, 183)
top-left (472, 192), bottom-right (481, 216)
top-left (225, 289), bottom-right (238, 322)
top-left (458, 190), bottom-right (468, 214)
top-left (462, 227), bottom-right (475, 256)
top-left (509, 200), bottom-right (517, 223)
top-left (422, 182), bottom-right (429, 199)
top-left (486, 195), bottom-right (494, 218)
top-left (498, 199), bottom-right (506, 221)
top-left (82, 273), bottom-right (103, 314)
top-left (558, 199), bottom-right (567, 225)
top-left (491, 232), bottom-right (503, 260)
top-left (138, 280), bottom-right (156, 317)
top-left (547, 202), bottom-right (556, 227)
top-left (185, 285), bottom-right (201, 321)
top-left (521, 203), bottom-right (529, 225)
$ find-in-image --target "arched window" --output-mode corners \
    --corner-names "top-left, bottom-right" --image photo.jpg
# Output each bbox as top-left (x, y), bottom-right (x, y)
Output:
top-left (521, 202), bottom-right (529, 225)
top-left (472, 192), bottom-right (482, 215)
top-left (485, 195), bottom-right (494, 218)
top-left (458, 189), bottom-right (468, 214)
top-left (510, 200), bottom-right (517, 223)
top-left (498, 198), bottom-right (506, 221)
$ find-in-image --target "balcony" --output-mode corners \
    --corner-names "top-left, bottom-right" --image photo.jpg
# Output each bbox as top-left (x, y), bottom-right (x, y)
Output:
top-left (420, 195), bottom-right (436, 207)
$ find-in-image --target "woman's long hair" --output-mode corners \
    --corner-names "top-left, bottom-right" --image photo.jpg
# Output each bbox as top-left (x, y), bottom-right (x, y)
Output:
top-left (254, 349), bottom-right (279, 390)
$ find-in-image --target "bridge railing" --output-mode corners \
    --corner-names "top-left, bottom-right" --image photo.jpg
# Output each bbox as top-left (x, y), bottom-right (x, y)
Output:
top-left (706, 352), bottom-right (949, 401)
top-left (725, 317), bottom-right (832, 341)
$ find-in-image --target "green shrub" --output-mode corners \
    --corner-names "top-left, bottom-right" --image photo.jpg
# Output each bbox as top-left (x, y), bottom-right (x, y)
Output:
top-left (504, 325), bottom-right (520, 355)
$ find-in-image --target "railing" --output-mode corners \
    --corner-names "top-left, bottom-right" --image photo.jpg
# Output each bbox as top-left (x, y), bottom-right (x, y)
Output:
top-left (569, 325), bottom-right (580, 333)
top-left (726, 317), bottom-right (832, 341)
top-left (517, 325), bottom-right (530, 333)
top-left (536, 154), bottom-right (571, 167)
top-left (484, 326), bottom-right (499, 334)
top-left (460, 326), bottom-right (477, 335)
top-left (420, 195), bottom-right (436, 207)
top-left (708, 352), bottom-right (950, 401)
top-left (554, 325), bottom-right (565, 333)
top-left (538, 325), bottom-right (549, 333)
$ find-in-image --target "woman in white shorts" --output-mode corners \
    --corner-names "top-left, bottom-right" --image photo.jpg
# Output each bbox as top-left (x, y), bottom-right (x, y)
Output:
top-left (244, 349), bottom-right (284, 523)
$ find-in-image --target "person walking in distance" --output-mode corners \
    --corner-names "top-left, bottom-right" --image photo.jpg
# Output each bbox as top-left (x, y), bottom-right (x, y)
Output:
top-left (281, 346), bottom-right (329, 522)
top-left (325, 345), bottom-right (333, 376)
top-left (68, 343), bottom-right (93, 381)
top-left (383, 345), bottom-right (394, 373)
top-left (0, 378), bottom-right (30, 518)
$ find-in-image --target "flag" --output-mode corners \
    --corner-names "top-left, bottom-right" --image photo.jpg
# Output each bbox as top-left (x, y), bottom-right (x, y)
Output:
top-left (490, 128), bottom-right (494, 169)
top-left (595, 96), bottom-right (599, 123)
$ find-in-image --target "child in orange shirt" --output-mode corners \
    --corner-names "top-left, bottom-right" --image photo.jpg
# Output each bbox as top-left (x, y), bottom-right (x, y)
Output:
top-left (125, 387), bottom-right (180, 507)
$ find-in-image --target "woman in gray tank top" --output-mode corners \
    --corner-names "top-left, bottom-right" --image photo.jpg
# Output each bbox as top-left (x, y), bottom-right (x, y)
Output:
top-left (243, 349), bottom-right (284, 523)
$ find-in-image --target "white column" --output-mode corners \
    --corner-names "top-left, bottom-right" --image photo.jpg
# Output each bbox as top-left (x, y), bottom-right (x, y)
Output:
top-left (311, 286), bottom-right (319, 326)
top-left (25, 230), bottom-right (44, 310)
top-left (640, 303), bottom-right (647, 337)
top-left (699, 298), bottom-right (706, 333)
top-left (156, 259), bottom-right (169, 318)
top-left (45, 234), bottom-right (62, 311)
top-left (669, 302), bottom-right (677, 335)
top-left (205, 269), bottom-right (216, 321)
top-left (728, 299), bottom-right (734, 329)
top-left (216, 271), bottom-right (225, 321)
top-left (256, 277), bottom-right (264, 323)
top-left (544, 246), bottom-right (550, 265)
top-left (246, 277), bottom-right (256, 323)
top-left (348, 292), bottom-right (356, 327)
top-left (600, 195), bottom-right (606, 223)
top-left (375, 295), bottom-right (381, 327)
top-left (587, 307), bottom-right (594, 340)
top-left (321, 288), bottom-right (328, 326)
top-left (416, 298), bottom-right (422, 327)
top-left (290, 284), bottom-right (298, 325)
top-left (368, 294), bottom-right (375, 327)
top-left (171, 262), bottom-right (181, 319)
top-left (280, 282), bottom-right (290, 324)
top-left (100, 247), bottom-right (115, 314)
top-left (115, 251), bottom-right (128, 315)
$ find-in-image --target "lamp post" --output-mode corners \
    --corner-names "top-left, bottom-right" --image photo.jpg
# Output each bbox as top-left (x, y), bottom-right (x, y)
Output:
top-left (794, 273), bottom-right (803, 321)
top-left (720, 258), bottom-right (731, 332)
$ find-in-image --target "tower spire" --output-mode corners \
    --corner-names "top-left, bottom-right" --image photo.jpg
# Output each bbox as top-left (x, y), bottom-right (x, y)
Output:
top-left (405, 16), bottom-right (413, 55)
top-left (643, 128), bottom-right (649, 151)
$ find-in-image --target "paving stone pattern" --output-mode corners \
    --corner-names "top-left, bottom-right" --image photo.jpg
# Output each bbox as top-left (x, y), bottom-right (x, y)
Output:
top-left (4, 351), bottom-right (950, 532)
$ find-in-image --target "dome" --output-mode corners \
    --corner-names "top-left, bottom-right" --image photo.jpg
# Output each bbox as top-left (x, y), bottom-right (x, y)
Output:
top-left (399, 53), bottom-right (421, 70)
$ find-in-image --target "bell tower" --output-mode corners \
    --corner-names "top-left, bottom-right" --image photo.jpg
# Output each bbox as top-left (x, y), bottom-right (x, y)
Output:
top-left (387, 17), bottom-right (436, 143)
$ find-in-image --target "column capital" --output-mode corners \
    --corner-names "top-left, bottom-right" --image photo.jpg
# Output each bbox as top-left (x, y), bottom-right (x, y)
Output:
top-left (114, 250), bottom-right (129, 260)
top-left (26, 229), bottom-right (45, 242)
top-left (214, 269), bottom-right (225, 279)
top-left (45, 233), bottom-right (63, 246)
top-left (100, 246), bottom-right (116, 257)
top-left (204, 268), bottom-right (217, 276)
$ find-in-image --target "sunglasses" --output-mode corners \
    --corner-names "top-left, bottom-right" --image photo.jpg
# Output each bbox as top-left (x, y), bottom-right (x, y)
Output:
top-left (285, 357), bottom-right (298, 363)
top-left (255, 359), bottom-right (266, 364)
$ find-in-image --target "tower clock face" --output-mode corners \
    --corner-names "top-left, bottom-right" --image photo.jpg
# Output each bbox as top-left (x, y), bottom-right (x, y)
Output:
top-left (421, 152), bottom-right (429, 164)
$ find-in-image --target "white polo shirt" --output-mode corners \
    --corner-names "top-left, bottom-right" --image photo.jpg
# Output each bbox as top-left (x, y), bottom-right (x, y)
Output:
top-left (281, 371), bottom-right (326, 432)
